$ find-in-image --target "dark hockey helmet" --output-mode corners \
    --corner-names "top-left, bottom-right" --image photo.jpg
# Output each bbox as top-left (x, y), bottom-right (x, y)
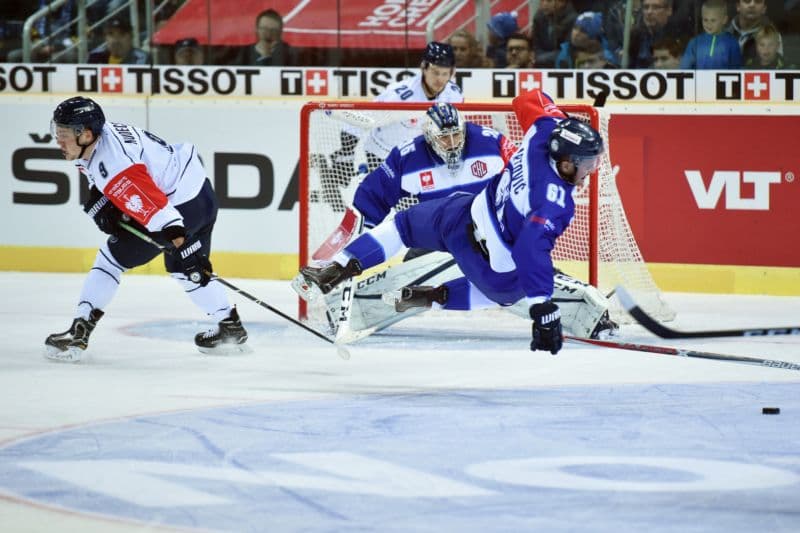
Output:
top-left (421, 41), bottom-right (456, 69)
top-left (548, 118), bottom-right (604, 183)
top-left (424, 102), bottom-right (465, 171)
top-left (51, 96), bottom-right (106, 139)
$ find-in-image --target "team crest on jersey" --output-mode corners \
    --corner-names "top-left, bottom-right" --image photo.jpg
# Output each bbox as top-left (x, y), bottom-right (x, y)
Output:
top-left (107, 177), bottom-right (158, 222)
top-left (419, 170), bottom-right (435, 191)
top-left (471, 160), bottom-right (488, 178)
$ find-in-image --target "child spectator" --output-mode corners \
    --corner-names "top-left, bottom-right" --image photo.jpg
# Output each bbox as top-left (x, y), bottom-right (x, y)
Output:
top-left (486, 11), bottom-right (519, 67)
top-left (727, 0), bottom-right (782, 65)
top-left (448, 29), bottom-right (492, 68)
top-left (651, 36), bottom-right (686, 68)
top-left (575, 39), bottom-right (615, 68)
top-left (532, 0), bottom-right (577, 67)
top-left (680, 0), bottom-right (742, 68)
top-left (746, 23), bottom-right (790, 68)
top-left (555, 11), bottom-right (617, 68)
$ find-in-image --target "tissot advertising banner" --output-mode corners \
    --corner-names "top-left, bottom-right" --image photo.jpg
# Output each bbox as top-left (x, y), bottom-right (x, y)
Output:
top-left (1, 64), bottom-right (798, 102)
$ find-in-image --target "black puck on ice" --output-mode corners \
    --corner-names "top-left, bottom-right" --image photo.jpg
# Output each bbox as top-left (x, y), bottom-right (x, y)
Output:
top-left (762, 407), bottom-right (780, 415)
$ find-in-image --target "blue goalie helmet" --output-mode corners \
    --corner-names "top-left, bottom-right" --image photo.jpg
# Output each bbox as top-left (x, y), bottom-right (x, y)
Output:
top-left (548, 118), bottom-right (604, 182)
top-left (424, 102), bottom-right (465, 171)
top-left (421, 41), bottom-right (456, 68)
top-left (51, 96), bottom-right (106, 138)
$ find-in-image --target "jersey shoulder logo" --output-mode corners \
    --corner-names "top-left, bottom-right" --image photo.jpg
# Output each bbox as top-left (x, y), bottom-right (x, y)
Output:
top-left (471, 160), bottom-right (488, 178)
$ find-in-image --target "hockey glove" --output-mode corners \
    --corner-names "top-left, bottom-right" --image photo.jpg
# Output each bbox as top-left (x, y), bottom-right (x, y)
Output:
top-left (169, 230), bottom-right (213, 287)
top-left (529, 300), bottom-right (563, 355)
top-left (83, 186), bottom-right (122, 235)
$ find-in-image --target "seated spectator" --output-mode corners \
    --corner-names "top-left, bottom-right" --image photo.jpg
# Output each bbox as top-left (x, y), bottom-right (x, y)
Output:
top-left (604, 0), bottom-right (641, 60)
top-left (727, 0), bottom-right (782, 65)
top-left (575, 39), bottom-right (615, 68)
top-left (235, 8), bottom-right (298, 66)
top-left (746, 23), bottom-right (791, 68)
top-left (174, 38), bottom-right (204, 65)
top-left (448, 29), bottom-right (492, 68)
top-left (486, 11), bottom-right (519, 67)
top-left (651, 36), bottom-right (686, 68)
top-left (88, 17), bottom-right (150, 64)
top-left (532, 0), bottom-right (577, 68)
top-left (555, 11), bottom-right (617, 68)
top-left (505, 33), bottom-right (536, 68)
top-left (628, 0), bottom-right (687, 67)
top-left (680, 0), bottom-right (741, 69)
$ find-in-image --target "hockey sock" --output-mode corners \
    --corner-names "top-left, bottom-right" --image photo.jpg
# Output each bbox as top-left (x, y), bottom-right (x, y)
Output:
top-left (335, 217), bottom-right (405, 270)
top-left (171, 273), bottom-right (232, 321)
top-left (441, 277), bottom-right (496, 311)
top-left (76, 244), bottom-right (125, 319)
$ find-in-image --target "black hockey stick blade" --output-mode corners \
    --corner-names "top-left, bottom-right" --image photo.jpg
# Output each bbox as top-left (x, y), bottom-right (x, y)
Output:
top-left (615, 285), bottom-right (800, 339)
top-left (118, 222), bottom-right (351, 359)
top-left (565, 335), bottom-right (800, 372)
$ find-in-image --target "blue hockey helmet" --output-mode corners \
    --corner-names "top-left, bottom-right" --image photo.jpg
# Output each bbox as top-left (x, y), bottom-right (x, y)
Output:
top-left (424, 102), bottom-right (465, 171)
top-left (548, 118), bottom-right (604, 183)
top-left (421, 41), bottom-right (456, 69)
top-left (51, 96), bottom-right (106, 139)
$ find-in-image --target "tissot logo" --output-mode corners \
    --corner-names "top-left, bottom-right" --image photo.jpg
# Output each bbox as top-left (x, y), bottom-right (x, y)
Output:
top-left (685, 170), bottom-right (782, 210)
top-left (517, 71), bottom-right (542, 94)
top-left (715, 72), bottom-right (770, 100)
top-left (281, 70), bottom-right (303, 95)
top-left (76, 67), bottom-right (124, 92)
top-left (101, 67), bottom-right (124, 92)
top-left (305, 69), bottom-right (328, 96)
top-left (492, 71), bottom-right (542, 97)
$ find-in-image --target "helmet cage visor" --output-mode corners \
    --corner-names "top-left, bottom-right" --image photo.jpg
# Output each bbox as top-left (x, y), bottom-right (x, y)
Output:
top-left (426, 125), bottom-right (465, 170)
top-left (571, 153), bottom-right (602, 182)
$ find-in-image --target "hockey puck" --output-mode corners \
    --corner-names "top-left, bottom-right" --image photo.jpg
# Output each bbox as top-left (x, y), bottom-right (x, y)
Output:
top-left (762, 407), bottom-right (780, 415)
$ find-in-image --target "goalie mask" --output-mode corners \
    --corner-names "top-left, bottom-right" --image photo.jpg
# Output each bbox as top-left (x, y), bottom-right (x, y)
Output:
top-left (423, 103), bottom-right (465, 171)
top-left (548, 118), bottom-right (604, 184)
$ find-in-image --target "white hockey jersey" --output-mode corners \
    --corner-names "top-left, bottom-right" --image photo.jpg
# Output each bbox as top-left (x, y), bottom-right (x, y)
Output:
top-left (74, 122), bottom-right (207, 232)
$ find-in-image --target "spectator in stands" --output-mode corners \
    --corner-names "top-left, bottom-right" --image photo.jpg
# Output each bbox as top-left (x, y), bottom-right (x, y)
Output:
top-left (746, 23), bottom-right (790, 68)
top-left (604, 0), bottom-right (641, 61)
top-left (505, 33), bottom-right (536, 68)
top-left (235, 8), bottom-right (298, 66)
top-left (448, 29), bottom-right (492, 68)
top-left (532, 0), bottom-right (577, 68)
top-left (650, 35), bottom-right (686, 68)
top-left (555, 11), bottom-right (617, 68)
top-left (174, 37), bottom-right (204, 65)
top-left (680, 0), bottom-right (741, 69)
top-left (574, 39), bottom-right (616, 68)
top-left (88, 16), bottom-right (150, 64)
top-left (728, 0), bottom-right (782, 65)
top-left (628, 0), bottom-right (686, 67)
top-left (486, 11), bottom-right (519, 67)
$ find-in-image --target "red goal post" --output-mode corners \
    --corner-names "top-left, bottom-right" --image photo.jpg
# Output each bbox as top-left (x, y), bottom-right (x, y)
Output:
top-left (298, 101), bottom-right (673, 323)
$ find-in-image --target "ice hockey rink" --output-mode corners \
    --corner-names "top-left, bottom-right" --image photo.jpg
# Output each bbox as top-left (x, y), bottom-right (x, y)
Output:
top-left (0, 271), bottom-right (799, 532)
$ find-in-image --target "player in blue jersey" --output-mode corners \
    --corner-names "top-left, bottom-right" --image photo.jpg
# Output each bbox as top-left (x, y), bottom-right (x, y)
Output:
top-left (300, 90), bottom-right (606, 354)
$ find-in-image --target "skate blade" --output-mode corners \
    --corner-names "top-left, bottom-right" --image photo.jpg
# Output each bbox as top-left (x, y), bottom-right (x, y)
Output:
top-left (291, 273), bottom-right (323, 303)
top-left (44, 345), bottom-right (84, 363)
top-left (197, 343), bottom-right (254, 356)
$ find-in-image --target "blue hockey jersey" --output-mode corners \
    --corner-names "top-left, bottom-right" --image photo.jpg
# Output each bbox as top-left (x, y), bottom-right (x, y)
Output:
top-left (353, 122), bottom-right (515, 228)
top-left (470, 90), bottom-right (575, 304)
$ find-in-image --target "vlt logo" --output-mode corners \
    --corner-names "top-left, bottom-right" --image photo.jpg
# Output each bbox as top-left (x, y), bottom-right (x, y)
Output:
top-left (684, 170), bottom-right (783, 210)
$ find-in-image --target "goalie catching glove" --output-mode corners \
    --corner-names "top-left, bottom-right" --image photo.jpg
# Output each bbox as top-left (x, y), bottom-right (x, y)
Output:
top-left (530, 300), bottom-right (563, 355)
top-left (163, 226), bottom-right (213, 286)
top-left (83, 186), bottom-right (123, 235)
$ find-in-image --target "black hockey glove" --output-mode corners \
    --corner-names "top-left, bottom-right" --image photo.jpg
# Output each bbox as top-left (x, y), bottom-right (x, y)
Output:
top-left (83, 187), bottom-right (122, 235)
top-left (164, 226), bottom-right (213, 286)
top-left (529, 300), bottom-right (563, 355)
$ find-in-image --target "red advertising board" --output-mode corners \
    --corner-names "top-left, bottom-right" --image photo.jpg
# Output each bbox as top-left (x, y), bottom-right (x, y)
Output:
top-left (610, 115), bottom-right (800, 268)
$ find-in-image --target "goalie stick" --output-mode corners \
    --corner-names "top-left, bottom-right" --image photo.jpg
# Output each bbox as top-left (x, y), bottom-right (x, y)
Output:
top-left (565, 335), bottom-right (800, 372)
top-left (616, 286), bottom-right (800, 339)
top-left (119, 222), bottom-right (351, 360)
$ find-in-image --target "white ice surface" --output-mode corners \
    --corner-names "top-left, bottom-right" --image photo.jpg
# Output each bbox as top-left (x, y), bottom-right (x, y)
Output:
top-left (0, 272), bottom-right (799, 532)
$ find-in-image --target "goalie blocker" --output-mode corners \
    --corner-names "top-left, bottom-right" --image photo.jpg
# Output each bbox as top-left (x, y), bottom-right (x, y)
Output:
top-left (296, 251), bottom-right (617, 340)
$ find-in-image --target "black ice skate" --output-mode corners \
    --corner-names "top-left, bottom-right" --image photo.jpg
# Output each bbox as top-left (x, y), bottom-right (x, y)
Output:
top-left (299, 258), bottom-right (363, 297)
top-left (590, 311), bottom-right (619, 340)
top-left (195, 307), bottom-right (251, 355)
top-left (44, 309), bottom-right (104, 363)
top-left (387, 285), bottom-right (449, 312)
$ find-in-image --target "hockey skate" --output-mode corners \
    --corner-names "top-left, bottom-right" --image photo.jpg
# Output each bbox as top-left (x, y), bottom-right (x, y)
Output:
top-left (298, 258), bottom-right (362, 299)
top-left (195, 307), bottom-right (251, 355)
top-left (590, 311), bottom-right (619, 340)
top-left (44, 309), bottom-right (104, 363)
top-left (383, 285), bottom-right (448, 312)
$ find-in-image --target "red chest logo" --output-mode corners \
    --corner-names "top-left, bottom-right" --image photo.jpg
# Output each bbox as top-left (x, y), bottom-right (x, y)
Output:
top-left (471, 160), bottom-right (488, 178)
top-left (419, 171), bottom-right (435, 190)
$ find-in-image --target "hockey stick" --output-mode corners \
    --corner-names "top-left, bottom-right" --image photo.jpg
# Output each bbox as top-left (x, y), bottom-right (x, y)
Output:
top-left (118, 222), bottom-right (351, 360)
top-left (564, 335), bottom-right (800, 372)
top-left (616, 286), bottom-right (800, 339)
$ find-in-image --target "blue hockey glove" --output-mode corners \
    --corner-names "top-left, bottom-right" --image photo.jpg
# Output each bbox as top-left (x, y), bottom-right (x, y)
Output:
top-left (529, 300), bottom-right (563, 355)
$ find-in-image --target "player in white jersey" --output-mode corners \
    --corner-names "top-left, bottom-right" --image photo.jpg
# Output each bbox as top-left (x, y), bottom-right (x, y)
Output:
top-left (44, 96), bottom-right (248, 362)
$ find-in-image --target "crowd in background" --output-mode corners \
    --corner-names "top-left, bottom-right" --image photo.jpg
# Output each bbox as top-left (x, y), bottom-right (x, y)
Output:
top-left (0, 0), bottom-right (797, 69)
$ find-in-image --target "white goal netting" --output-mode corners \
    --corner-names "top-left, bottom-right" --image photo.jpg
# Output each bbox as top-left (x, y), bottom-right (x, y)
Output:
top-left (299, 102), bottom-right (674, 324)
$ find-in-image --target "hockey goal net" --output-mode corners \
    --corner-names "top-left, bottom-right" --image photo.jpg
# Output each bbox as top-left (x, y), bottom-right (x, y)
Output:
top-left (298, 101), bottom-right (674, 324)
